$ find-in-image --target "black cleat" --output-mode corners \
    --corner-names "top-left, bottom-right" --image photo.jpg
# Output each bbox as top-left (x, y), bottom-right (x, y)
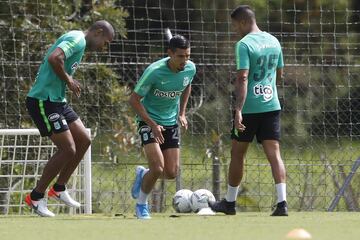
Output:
top-left (271, 201), bottom-right (288, 216)
top-left (209, 199), bottom-right (236, 215)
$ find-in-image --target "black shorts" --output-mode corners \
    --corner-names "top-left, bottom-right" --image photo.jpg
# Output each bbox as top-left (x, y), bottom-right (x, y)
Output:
top-left (26, 97), bottom-right (79, 137)
top-left (231, 110), bottom-right (281, 143)
top-left (138, 121), bottom-right (180, 150)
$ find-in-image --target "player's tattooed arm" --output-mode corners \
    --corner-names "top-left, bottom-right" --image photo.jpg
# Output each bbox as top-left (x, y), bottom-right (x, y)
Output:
top-left (179, 84), bottom-right (191, 130)
top-left (234, 70), bottom-right (248, 131)
top-left (276, 67), bottom-right (284, 86)
top-left (48, 47), bottom-right (81, 97)
top-left (234, 70), bottom-right (248, 112)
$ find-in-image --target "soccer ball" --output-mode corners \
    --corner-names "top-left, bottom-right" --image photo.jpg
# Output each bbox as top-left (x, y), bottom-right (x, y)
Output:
top-left (190, 189), bottom-right (216, 213)
top-left (172, 189), bottom-right (193, 213)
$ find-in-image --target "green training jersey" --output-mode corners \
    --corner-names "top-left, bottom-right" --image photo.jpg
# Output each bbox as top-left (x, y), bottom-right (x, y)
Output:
top-left (28, 30), bottom-right (86, 102)
top-left (134, 57), bottom-right (196, 126)
top-left (235, 31), bottom-right (284, 114)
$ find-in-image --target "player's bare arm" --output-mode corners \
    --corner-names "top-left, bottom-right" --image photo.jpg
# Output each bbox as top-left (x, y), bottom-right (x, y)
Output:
top-left (129, 92), bottom-right (165, 144)
top-left (276, 67), bottom-right (284, 85)
top-left (179, 84), bottom-right (191, 130)
top-left (234, 70), bottom-right (248, 131)
top-left (48, 48), bottom-right (81, 97)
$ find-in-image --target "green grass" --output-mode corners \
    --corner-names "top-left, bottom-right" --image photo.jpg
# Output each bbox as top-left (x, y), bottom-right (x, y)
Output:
top-left (0, 212), bottom-right (359, 240)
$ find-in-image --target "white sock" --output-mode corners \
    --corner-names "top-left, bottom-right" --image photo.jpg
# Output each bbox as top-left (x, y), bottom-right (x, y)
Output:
top-left (141, 168), bottom-right (149, 178)
top-left (225, 185), bottom-right (239, 202)
top-left (137, 189), bottom-right (149, 205)
top-left (275, 183), bottom-right (286, 203)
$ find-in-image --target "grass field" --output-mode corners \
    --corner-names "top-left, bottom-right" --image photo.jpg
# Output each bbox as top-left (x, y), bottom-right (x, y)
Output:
top-left (0, 212), bottom-right (359, 240)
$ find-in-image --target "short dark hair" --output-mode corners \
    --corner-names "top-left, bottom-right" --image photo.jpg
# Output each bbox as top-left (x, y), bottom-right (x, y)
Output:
top-left (89, 20), bottom-right (115, 38)
top-left (231, 5), bottom-right (256, 22)
top-left (168, 35), bottom-right (190, 52)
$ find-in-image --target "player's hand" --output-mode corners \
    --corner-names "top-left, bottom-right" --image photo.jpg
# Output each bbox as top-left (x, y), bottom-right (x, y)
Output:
top-left (151, 124), bottom-right (165, 144)
top-left (179, 114), bottom-right (188, 130)
top-left (67, 78), bottom-right (81, 98)
top-left (234, 110), bottom-right (246, 132)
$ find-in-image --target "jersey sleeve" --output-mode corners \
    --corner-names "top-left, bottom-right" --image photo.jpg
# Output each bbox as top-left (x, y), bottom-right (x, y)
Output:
top-left (189, 62), bottom-right (196, 84)
top-left (57, 35), bottom-right (85, 59)
top-left (134, 67), bottom-right (156, 96)
top-left (235, 42), bottom-right (250, 70)
top-left (277, 49), bottom-right (284, 68)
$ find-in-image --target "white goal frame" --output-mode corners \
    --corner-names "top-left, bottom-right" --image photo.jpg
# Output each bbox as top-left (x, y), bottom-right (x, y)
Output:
top-left (0, 128), bottom-right (92, 214)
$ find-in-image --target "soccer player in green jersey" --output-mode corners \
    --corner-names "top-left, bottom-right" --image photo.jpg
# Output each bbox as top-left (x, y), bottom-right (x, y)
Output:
top-left (129, 35), bottom-right (196, 219)
top-left (210, 6), bottom-right (288, 216)
top-left (25, 20), bottom-right (114, 217)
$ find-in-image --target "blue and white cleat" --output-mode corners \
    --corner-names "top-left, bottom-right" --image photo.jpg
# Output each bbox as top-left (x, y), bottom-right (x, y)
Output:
top-left (135, 203), bottom-right (151, 219)
top-left (131, 166), bottom-right (146, 199)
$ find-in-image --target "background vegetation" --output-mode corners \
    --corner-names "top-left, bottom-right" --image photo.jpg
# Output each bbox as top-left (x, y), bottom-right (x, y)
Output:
top-left (1, 0), bottom-right (360, 214)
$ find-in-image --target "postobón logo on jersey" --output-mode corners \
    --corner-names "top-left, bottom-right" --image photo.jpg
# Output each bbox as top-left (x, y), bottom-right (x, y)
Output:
top-left (154, 89), bottom-right (182, 99)
top-left (253, 84), bottom-right (273, 102)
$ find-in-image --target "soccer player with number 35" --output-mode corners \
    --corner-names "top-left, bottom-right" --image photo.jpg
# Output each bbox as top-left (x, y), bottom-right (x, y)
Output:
top-left (210, 5), bottom-right (288, 216)
top-left (129, 32), bottom-right (196, 219)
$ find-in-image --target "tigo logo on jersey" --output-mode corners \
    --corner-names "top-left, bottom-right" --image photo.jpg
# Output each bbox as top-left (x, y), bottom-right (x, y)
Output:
top-left (253, 84), bottom-right (273, 102)
top-left (183, 77), bottom-right (190, 86)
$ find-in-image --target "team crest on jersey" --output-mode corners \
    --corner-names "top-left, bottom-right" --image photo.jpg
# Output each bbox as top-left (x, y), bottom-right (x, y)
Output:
top-left (71, 62), bottom-right (79, 74)
top-left (183, 77), bottom-right (190, 86)
top-left (253, 84), bottom-right (274, 102)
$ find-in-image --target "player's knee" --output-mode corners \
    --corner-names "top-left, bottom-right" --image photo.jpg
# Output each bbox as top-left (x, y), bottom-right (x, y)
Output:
top-left (61, 143), bottom-right (76, 158)
top-left (81, 134), bottom-right (91, 150)
top-left (152, 165), bottom-right (164, 177)
top-left (164, 169), bottom-right (178, 179)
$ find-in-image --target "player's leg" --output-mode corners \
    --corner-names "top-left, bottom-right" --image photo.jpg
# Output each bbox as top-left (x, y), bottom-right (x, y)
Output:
top-left (210, 140), bottom-right (250, 215)
top-left (49, 118), bottom-right (91, 208)
top-left (134, 143), bottom-right (164, 219)
top-left (161, 124), bottom-right (180, 179)
top-left (229, 140), bottom-right (250, 187)
top-left (25, 131), bottom-right (76, 217)
top-left (131, 122), bottom-right (165, 219)
top-left (210, 113), bottom-right (257, 215)
top-left (36, 132), bottom-right (76, 192)
top-left (262, 140), bottom-right (287, 216)
top-left (141, 143), bottom-right (165, 193)
top-left (25, 97), bottom-right (76, 217)
top-left (262, 140), bottom-right (286, 184)
top-left (227, 140), bottom-right (250, 197)
top-left (162, 148), bottom-right (179, 179)
top-left (257, 110), bottom-right (288, 216)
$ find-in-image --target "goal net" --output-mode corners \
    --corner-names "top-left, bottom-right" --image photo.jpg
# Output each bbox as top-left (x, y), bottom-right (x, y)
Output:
top-left (0, 129), bottom-right (92, 215)
top-left (1, 0), bottom-right (360, 213)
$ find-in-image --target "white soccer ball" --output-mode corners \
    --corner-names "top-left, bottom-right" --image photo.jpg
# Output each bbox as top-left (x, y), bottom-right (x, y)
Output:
top-left (172, 189), bottom-right (193, 213)
top-left (190, 189), bottom-right (216, 213)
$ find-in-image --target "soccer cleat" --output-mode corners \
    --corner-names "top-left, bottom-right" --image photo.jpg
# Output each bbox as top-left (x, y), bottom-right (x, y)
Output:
top-left (25, 194), bottom-right (55, 217)
top-left (135, 203), bottom-right (151, 219)
top-left (271, 200), bottom-right (288, 216)
top-left (131, 166), bottom-right (146, 199)
top-left (48, 187), bottom-right (81, 208)
top-left (209, 198), bottom-right (236, 215)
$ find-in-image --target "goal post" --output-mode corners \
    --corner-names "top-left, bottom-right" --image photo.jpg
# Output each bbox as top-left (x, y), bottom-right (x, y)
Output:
top-left (0, 128), bottom-right (92, 215)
